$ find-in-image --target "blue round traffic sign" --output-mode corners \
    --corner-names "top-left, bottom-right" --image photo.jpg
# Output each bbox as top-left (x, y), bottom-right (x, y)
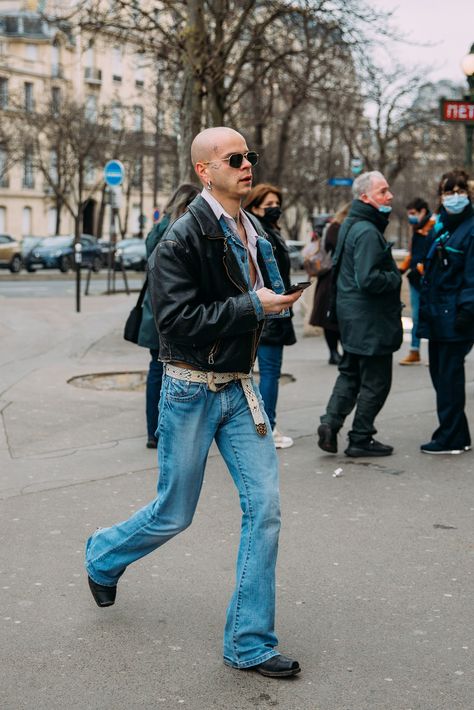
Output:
top-left (104, 159), bottom-right (125, 186)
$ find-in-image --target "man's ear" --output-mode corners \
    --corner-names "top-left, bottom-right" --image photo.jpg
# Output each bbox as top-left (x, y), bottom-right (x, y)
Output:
top-left (194, 161), bottom-right (207, 184)
top-left (360, 193), bottom-right (370, 204)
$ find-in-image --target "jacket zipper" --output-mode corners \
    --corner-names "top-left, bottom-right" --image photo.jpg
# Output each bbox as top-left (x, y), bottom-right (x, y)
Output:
top-left (208, 339), bottom-right (221, 365)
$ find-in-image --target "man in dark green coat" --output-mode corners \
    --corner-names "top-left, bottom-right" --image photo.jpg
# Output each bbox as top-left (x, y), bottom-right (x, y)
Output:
top-left (317, 171), bottom-right (403, 457)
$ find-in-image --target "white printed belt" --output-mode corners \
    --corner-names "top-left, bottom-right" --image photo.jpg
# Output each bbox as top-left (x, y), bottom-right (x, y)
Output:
top-left (165, 364), bottom-right (267, 436)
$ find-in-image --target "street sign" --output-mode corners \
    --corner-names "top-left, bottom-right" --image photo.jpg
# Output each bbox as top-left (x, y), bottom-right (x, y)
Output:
top-left (350, 157), bottom-right (363, 175)
top-left (104, 159), bottom-right (125, 186)
top-left (327, 177), bottom-right (353, 187)
top-left (440, 99), bottom-right (474, 123)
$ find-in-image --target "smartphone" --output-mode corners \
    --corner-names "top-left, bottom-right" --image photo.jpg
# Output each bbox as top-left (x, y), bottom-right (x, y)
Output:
top-left (283, 281), bottom-right (311, 295)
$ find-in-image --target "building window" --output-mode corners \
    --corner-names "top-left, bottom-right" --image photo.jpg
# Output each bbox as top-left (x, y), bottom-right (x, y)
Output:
top-left (134, 53), bottom-right (145, 86)
top-left (26, 44), bottom-right (38, 61)
top-left (24, 82), bottom-right (34, 112)
top-left (131, 158), bottom-right (142, 187)
top-left (85, 158), bottom-right (95, 184)
top-left (47, 207), bottom-right (57, 235)
top-left (0, 206), bottom-right (6, 232)
top-left (133, 105), bottom-right (143, 132)
top-left (111, 102), bottom-right (122, 131)
top-left (51, 42), bottom-right (62, 78)
top-left (22, 206), bottom-right (32, 235)
top-left (49, 150), bottom-right (58, 183)
top-left (85, 94), bottom-right (97, 123)
top-left (85, 43), bottom-right (94, 69)
top-left (112, 47), bottom-right (122, 82)
top-left (23, 149), bottom-right (34, 188)
top-left (52, 86), bottom-right (61, 114)
top-left (0, 147), bottom-right (8, 187)
top-left (0, 77), bottom-right (8, 109)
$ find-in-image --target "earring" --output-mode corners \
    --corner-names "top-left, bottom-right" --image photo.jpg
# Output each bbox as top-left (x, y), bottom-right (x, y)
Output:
top-left (207, 180), bottom-right (212, 191)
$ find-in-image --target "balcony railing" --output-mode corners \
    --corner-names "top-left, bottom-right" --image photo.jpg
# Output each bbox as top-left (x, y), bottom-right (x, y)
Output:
top-left (84, 67), bottom-right (102, 84)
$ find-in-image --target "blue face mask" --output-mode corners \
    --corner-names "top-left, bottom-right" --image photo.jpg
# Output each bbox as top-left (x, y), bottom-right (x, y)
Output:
top-left (408, 215), bottom-right (419, 225)
top-left (378, 205), bottom-right (392, 214)
top-left (442, 194), bottom-right (469, 214)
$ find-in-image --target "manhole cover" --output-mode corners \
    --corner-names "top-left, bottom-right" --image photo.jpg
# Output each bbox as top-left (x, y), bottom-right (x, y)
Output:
top-left (68, 371), bottom-right (147, 392)
top-left (68, 371), bottom-right (296, 392)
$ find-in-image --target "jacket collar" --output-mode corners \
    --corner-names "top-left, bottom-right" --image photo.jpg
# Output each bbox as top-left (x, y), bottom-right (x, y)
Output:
top-left (187, 194), bottom-right (225, 238)
top-left (187, 194), bottom-right (268, 241)
top-left (349, 199), bottom-right (390, 233)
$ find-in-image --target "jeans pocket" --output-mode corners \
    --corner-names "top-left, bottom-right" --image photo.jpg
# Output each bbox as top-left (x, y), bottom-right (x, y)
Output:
top-left (166, 377), bottom-right (205, 402)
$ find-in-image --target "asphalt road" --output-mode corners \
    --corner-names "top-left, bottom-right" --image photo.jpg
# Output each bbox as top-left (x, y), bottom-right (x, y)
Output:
top-left (0, 281), bottom-right (473, 710)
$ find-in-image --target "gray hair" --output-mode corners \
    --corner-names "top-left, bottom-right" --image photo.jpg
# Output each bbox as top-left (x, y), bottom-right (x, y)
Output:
top-left (352, 171), bottom-right (385, 199)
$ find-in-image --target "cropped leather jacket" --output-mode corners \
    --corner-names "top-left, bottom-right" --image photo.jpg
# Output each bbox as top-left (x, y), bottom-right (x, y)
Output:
top-left (148, 195), bottom-right (285, 373)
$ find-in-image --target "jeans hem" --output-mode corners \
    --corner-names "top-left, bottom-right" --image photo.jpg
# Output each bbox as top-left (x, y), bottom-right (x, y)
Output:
top-left (85, 566), bottom-right (117, 587)
top-left (223, 649), bottom-right (279, 669)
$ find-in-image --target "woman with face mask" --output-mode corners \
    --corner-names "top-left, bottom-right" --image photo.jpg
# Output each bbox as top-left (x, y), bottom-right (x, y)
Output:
top-left (243, 184), bottom-right (296, 449)
top-left (417, 170), bottom-right (474, 455)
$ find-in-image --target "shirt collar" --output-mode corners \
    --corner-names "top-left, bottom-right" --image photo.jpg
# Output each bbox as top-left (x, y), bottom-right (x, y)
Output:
top-left (200, 188), bottom-right (259, 241)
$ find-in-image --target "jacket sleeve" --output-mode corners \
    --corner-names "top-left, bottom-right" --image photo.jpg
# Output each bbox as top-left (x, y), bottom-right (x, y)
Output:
top-left (149, 237), bottom-right (260, 346)
top-left (458, 226), bottom-right (474, 315)
top-left (353, 227), bottom-right (401, 294)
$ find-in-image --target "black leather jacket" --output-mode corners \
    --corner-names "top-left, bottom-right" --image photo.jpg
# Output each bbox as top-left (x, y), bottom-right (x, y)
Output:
top-left (148, 195), bottom-right (281, 373)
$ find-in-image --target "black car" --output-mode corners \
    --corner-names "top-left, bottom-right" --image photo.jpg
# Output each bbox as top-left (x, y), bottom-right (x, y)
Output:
top-left (114, 238), bottom-right (147, 271)
top-left (24, 235), bottom-right (103, 273)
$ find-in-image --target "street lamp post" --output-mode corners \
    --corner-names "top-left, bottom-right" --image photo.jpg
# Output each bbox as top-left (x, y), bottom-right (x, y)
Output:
top-left (461, 43), bottom-right (474, 169)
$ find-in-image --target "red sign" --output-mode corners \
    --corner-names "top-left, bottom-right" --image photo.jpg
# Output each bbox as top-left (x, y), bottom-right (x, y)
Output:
top-left (441, 100), bottom-right (474, 122)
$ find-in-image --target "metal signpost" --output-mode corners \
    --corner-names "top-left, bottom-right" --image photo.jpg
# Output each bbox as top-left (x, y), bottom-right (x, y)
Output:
top-left (103, 160), bottom-right (129, 295)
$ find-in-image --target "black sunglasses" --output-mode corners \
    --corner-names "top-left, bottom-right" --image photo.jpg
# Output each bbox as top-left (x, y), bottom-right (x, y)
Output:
top-left (202, 151), bottom-right (259, 169)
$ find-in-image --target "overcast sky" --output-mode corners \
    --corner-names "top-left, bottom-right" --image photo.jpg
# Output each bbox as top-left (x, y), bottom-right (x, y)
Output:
top-left (370, 0), bottom-right (474, 85)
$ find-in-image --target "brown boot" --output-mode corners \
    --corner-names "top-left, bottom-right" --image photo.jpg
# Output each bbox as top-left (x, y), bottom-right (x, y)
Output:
top-left (399, 350), bottom-right (421, 366)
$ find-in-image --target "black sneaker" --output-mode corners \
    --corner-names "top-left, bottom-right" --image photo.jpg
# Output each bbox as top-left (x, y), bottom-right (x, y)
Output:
top-left (345, 439), bottom-right (394, 458)
top-left (420, 441), bottom-right (464, 455)
top-left (317, 423), bottom-right (338, 453)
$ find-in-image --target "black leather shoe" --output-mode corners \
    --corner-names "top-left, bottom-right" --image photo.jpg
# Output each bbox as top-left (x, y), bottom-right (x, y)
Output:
top-left (317, 423), bottom-right (338, 453)
top-left (328, 350), bottom-right (342, 365)
top-left (253, 655), bottom-right (301, 677)
top-left (345, 439), bottom-right (393, 458)
top-left (146, 438), bottom-right (158, 449)
top-left (88, 576), bottom-right (117, 607)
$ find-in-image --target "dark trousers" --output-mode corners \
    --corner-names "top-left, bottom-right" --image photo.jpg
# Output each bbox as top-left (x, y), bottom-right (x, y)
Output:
top-left (321, 351), bottom-right (393, 444)
top-left (146, 349), bottom-right (164, 441)
top-left (428, 340), bottom-right (472, 448)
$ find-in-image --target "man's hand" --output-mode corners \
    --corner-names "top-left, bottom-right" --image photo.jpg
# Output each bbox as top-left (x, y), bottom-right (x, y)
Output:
top-left (256, 287), bottom-right (304, 314)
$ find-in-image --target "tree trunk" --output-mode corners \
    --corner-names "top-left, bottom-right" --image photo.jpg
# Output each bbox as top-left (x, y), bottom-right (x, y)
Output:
top-left (178, 0), bottom-right (206, 183)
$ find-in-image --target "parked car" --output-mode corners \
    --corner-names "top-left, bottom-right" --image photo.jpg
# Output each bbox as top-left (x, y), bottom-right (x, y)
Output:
top-left (21, 236), bottom-right (43, 272)
top-left (286, 239), bottom-right (305, 272)
top-left (24, 234), bottom-right (102, 273)
top-left (0, 234), bottom-right (23, 273)
top-left (114, 238), bottom-right (147, 271)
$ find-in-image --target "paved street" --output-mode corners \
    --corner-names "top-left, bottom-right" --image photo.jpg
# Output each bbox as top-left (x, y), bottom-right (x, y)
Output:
top-left (0, 276), bottom-right (473, 710)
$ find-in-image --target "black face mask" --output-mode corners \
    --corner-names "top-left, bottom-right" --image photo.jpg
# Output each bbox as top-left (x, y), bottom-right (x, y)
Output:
top-left (263, 206), bottom-right (282, 223)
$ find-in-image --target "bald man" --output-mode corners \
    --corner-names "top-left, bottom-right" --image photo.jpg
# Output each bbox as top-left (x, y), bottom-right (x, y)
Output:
top-left (85, 127), bottom-right (303, 678)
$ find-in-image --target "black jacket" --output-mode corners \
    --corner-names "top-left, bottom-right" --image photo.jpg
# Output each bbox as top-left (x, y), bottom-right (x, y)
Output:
top-left (255, 218), bottom-right (296, 347)
top-left (334, 200), bottom-right (403, 356)
top-left (148, 195), bottom-right (281, 373)
top-left (418, 204), bottom-right (474, 342)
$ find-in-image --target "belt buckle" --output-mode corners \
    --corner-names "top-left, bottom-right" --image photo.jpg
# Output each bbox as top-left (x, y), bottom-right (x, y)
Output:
top-left (207, 372), bottom-right (231, 392)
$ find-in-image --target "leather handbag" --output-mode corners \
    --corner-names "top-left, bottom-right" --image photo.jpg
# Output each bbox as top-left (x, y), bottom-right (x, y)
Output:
top-left (123, 278), bottom-right (148, 344)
